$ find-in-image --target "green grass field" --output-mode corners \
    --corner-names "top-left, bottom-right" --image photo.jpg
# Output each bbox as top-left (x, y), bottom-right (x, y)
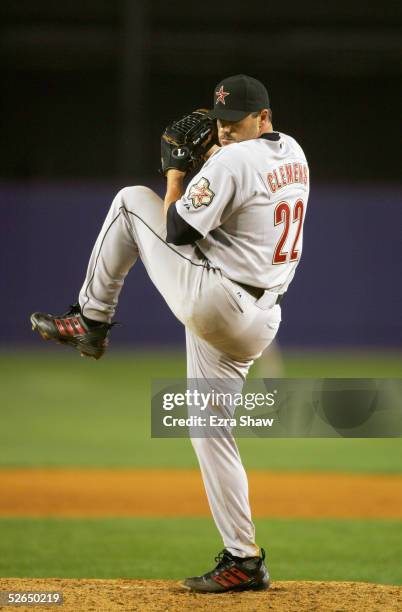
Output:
top-left (1, 350), bottom-right (401, 470)
top-left (1, 518), bottom-right (401, 584)
top-left (1, 349), bottom-right (401, 583)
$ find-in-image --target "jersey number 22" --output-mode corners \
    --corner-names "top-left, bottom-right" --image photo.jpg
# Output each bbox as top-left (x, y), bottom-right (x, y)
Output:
top-left (272, 199), bottom-right (304, 265)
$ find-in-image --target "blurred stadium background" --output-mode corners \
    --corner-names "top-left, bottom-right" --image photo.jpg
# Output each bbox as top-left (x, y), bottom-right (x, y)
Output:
top-left (1, 0), bottom-right (401, 591)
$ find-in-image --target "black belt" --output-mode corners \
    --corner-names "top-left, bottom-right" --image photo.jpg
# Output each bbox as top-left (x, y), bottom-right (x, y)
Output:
top-left (233, 281), bottom-right (284, 305)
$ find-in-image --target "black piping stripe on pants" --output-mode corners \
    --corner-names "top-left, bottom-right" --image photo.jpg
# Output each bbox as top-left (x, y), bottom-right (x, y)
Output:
top-left (82, 205), bottom-right (214, 314)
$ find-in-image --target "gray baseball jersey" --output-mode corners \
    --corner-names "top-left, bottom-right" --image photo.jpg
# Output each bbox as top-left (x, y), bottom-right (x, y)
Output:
top-left (176, 132), bottom-right (309, 292)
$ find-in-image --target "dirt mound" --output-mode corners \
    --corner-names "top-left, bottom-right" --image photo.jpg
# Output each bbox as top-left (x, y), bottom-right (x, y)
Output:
top-left (0, 579), bottom-right (401, 612)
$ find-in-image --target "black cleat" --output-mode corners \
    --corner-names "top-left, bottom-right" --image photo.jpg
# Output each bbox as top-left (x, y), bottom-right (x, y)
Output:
top-left (30, 303), bottom-right (112, 360)
top-left (182, 548), bottom-right (270, 594)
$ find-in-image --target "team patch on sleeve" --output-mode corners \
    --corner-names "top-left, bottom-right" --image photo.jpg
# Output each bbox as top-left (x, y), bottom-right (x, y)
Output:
top-left (188, 177), bottom-right (215, 209)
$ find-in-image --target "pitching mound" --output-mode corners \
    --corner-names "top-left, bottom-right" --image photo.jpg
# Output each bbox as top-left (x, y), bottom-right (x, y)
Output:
top-left (1, 579), bottom-right (401, 612)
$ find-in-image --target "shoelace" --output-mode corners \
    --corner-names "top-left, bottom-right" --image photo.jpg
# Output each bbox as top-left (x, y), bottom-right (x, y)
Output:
top-left (62, 303), bottom-right (118, 330)
top-left (214, 550), bottom-right (233, 570)
top-left (63, 303), bottom-right (81, 317)
top-left (214, 548), bottom-right (265, 570)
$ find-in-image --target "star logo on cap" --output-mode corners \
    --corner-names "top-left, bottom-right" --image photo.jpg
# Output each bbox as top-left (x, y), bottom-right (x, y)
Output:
top-left (215, 86), bottom-right (230, 105)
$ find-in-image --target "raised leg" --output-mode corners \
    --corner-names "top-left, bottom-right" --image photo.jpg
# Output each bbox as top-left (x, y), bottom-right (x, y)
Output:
top-left (79, 186), bottom-right (208, 323)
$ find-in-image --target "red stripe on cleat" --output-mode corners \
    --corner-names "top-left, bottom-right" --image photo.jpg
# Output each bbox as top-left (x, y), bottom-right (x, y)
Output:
top-left (55, 319), bottom-right (67, 336)
top-left (72, 318), bottom-right (85, 334)
top-left (230, 567), bottom-right (250, 582)
top-left (64, 319), bottom-right (76, 336)
top-left (212, 575), bottom-right (232, 588)
top-left (221, 570), bottom-right (241, 585)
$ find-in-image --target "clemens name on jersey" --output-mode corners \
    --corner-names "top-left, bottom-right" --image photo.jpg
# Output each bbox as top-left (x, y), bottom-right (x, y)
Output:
top-left (267, 162), bottom-right (308, 193)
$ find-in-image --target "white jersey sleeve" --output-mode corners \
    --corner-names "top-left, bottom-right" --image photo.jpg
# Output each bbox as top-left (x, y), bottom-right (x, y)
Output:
top-left (175, 159), bottom-right (238, 238)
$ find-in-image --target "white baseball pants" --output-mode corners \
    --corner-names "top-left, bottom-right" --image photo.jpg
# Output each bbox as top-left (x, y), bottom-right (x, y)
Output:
top-left (79, 186), bottom-right (281, 557)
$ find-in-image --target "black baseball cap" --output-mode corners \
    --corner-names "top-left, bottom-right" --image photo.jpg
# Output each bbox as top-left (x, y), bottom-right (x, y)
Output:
top-left (209, 74), bottom-right (270, 121)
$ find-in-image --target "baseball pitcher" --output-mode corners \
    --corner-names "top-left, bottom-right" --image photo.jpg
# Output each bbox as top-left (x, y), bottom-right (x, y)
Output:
top-left (31, 74), bottom-right (309, 593)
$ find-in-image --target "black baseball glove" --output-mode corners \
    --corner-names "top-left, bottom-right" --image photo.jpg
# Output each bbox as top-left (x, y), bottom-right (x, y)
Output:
top-left (160, 109), bottom-right (218, 176)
